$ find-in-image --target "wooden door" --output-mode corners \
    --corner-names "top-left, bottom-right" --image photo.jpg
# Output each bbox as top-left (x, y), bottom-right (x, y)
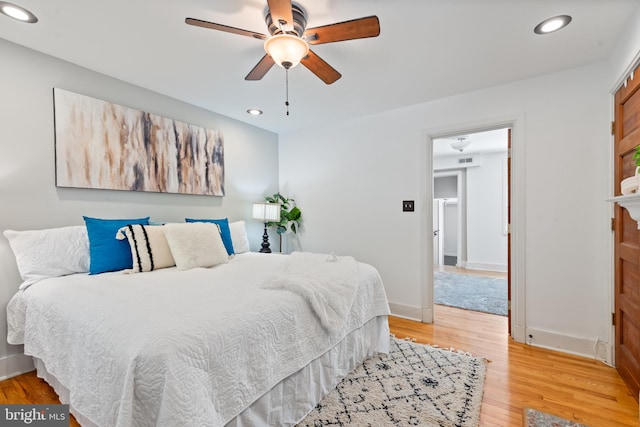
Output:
top-left (613, 63), bottom-right (640, 401)
top-left (507, 128), bottom-right (512, 335)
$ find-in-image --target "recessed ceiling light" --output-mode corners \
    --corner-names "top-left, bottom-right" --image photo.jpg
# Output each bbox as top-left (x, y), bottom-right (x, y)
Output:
top-left (534, 15), bottom-right (571, 35)
top-left (0, 1), bottom-right (38, 23)
top-left (247, 108), bottom-right (263, 116)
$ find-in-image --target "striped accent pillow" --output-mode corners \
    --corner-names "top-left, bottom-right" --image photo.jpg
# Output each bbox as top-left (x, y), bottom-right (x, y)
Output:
top-left (116, 225), bottom-right (175, 273)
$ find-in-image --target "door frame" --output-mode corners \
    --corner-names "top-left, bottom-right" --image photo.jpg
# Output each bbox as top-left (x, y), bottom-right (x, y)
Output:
top-left (420, 116), bottom-right (526, 342)
top-left (434, 170), bottom-right (464, 267)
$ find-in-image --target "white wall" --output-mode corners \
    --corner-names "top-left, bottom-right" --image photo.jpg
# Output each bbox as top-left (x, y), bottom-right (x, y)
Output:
top-left (608, 6), bottom-right (640, 91)
top-left (466, 152), bottom-right (508, 272)
top-left (279, 61), bottom-right (612, 358)
top-left (0, 39), bottom-right (279, 377)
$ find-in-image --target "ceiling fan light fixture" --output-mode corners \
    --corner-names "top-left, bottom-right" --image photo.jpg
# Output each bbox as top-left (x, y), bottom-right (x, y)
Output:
top-left (264, 34), bottom-right (309, 69)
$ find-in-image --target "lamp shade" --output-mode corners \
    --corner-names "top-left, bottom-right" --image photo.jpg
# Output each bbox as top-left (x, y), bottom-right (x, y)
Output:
top-left (253, 203), bottom-right (281, 222)
top-left (264, 34), bottom-right (309, 69)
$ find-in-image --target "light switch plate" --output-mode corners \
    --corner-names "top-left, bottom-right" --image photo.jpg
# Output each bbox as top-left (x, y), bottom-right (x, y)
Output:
top-left (402, 200), bottom-right (415, 212)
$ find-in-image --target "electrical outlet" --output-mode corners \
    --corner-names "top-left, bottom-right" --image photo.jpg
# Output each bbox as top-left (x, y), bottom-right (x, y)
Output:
top-left (402, 200), bottom-right (414, 212)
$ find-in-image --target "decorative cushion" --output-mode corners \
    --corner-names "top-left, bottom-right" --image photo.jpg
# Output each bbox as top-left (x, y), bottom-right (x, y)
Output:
top-left (229, 221), bottom-right (251, 254)
top-left (116, 225), bottom-right (175, 273)
top-left (163, 222), bottom-right (229, 270)
top-left (3, 226), bottom-right (90, 289)
top-left (83, 216), bottom-right (150, 275)
top-left (185, 218), bottom-right (235, 256)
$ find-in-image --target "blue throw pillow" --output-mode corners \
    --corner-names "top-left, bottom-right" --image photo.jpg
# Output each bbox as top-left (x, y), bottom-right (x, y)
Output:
top-left (83, 216), bottom-right (150, 275)
top-left (185, 218), bottom-right (235, 256)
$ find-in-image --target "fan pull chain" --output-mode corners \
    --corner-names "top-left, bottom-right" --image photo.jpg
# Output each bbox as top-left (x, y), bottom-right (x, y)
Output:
top-left (285, 67), bottom-right (290, 116)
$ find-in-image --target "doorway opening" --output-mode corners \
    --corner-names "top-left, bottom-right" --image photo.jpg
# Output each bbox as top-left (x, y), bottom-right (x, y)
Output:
top-left (432, 129), bottom-right (510, 320)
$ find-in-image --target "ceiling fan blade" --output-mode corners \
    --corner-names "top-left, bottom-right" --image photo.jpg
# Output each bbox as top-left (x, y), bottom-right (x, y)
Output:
top-left (267, 0), bottom-right (294, 32)
top-left (186, 18), bottom-right (266, 40)
top-left (304, 16), bottom-right (380, 44)
top-left (300, 50), bottom-right (341, 85)
top-left (245, 54), bottom-right (276, 81)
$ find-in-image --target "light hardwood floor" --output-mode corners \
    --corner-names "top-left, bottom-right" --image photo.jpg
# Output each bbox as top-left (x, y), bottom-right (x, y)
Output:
top-left (391, 306), bottom-right (639, 427)
top-left (438, 264), bottom-right (508, 279)
top-left (0, 306), bottom-right (637, 426)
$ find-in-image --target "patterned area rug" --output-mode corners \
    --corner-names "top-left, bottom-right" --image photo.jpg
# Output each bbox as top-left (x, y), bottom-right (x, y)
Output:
top-left (298, 337), bottom-right (487, 427)
top-left (434, 271), bottom-right (507, 316)
top-left (524, 408), bottom-right (590, 427)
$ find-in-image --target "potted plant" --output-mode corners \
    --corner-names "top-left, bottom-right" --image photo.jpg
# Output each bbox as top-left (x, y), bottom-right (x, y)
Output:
top-left (621, 145), bottom-right (640, 195)
top-left (264, 193), bottom-right (302, 252)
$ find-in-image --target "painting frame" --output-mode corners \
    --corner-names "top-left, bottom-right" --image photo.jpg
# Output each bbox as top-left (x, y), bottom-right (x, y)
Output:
top-left (53, 88), bottom-right (225, 196)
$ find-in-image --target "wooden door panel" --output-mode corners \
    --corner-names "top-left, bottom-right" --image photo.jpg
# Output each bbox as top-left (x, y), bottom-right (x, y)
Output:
top-left (507, 128), bottom-right (512, 334)
top-left (620, 260), bottom-right (640, 298)
top-left (614, 62), bottom-right (640, 401)
top-left (620, 261), bottom-right (639, 298)
top-left (621, 212), bottom-right (639, 244)
top-left (621, 128), bottom-right (640, 153)
top-left (620, 316), bottom-right (640, 363)
top-left (622, 97), bottom-right (640, 135)
top-left (621, 151), bottom-right (637, 178)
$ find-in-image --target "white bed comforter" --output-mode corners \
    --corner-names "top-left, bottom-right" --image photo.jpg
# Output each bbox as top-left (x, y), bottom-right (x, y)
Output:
top-left (7, 253), bottom-right (389, 427)
top-left (261, 252), bottom-right (360, 334)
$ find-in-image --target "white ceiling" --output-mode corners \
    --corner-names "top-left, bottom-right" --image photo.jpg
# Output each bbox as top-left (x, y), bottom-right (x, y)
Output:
top-left (0, 0), bottom-right (638, 134)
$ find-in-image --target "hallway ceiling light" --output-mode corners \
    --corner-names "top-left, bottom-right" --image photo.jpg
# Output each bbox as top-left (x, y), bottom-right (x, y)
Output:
top-left (450, 136), bottom-right (471, 152)
top-left (534, 15), bottom-right (572, 35)
top-left (0, 2), bottom-right (38, 23)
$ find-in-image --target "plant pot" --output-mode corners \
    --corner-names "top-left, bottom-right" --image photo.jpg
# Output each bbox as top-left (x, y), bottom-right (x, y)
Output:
top-left (621, 166), bottom-right (640, 195)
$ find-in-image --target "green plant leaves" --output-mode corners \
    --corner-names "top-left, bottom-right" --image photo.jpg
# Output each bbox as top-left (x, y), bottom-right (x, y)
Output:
top-left (264, 193), bottom-right (301, 234)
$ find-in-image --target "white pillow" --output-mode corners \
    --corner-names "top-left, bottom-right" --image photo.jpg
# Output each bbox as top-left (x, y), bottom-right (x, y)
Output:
top-left (229, 220), bottom-right (251, 254)
top-left (3, 226), bottom-right (90, 289)
top-left (163, 222), bottom-right (229, 270)
top-left (116, 225), bottom-right (175, 273)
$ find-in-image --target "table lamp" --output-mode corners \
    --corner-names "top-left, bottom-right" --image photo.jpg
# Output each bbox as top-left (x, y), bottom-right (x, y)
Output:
top-left (252, 202), bottom-right (281, 253)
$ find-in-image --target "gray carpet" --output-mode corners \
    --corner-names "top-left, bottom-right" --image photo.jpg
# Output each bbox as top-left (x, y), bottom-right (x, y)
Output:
top-left (434, 271), bottom-right (507, 316)
top-left (524, 408), bottom-right (590, 427)
top-left (298, 337), bottom-right (487, 427)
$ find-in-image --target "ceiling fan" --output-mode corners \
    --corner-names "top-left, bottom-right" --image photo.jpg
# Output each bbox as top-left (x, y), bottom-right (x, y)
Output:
top-left (185, 0), bottom-right (380, 85)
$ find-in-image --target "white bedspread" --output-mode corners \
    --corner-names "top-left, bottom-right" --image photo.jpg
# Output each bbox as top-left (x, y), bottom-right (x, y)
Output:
top-left (7, 252), bottom-right (390, 427)
top-left (261, 252), bottom-right (359, 334)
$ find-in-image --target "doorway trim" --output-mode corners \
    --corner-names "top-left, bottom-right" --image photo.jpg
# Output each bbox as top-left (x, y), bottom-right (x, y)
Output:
top-left (434, 170), bottom-right (465, 268)
top-left (419, 115), bottom-right (526, 342)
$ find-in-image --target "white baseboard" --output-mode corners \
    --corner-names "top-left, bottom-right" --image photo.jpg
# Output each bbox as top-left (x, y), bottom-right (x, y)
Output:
top-left (388, 302), bottom-right (422, 322)
top-left (525, 327), bottom-right (612, 364)
top-left (0, 353), bottom-right (34, 381)
top-left (422, 307), bottom-right (433, 324)
top-left (465, 261), bottom-right (507, 272)
top-left (511, 323), bottom-right (526, 344)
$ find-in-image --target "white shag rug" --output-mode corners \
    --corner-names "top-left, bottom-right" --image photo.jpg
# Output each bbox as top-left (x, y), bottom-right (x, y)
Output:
top-left (298, 337), bottom-right (487, 426)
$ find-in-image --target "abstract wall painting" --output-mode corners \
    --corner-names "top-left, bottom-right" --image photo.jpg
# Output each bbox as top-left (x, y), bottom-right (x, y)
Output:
top-left (53, 88), bottom-right (225, 196)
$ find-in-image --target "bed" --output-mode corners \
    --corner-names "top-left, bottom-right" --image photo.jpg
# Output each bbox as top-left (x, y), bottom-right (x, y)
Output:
top-left (4, 221), bottom-right (390, 427)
